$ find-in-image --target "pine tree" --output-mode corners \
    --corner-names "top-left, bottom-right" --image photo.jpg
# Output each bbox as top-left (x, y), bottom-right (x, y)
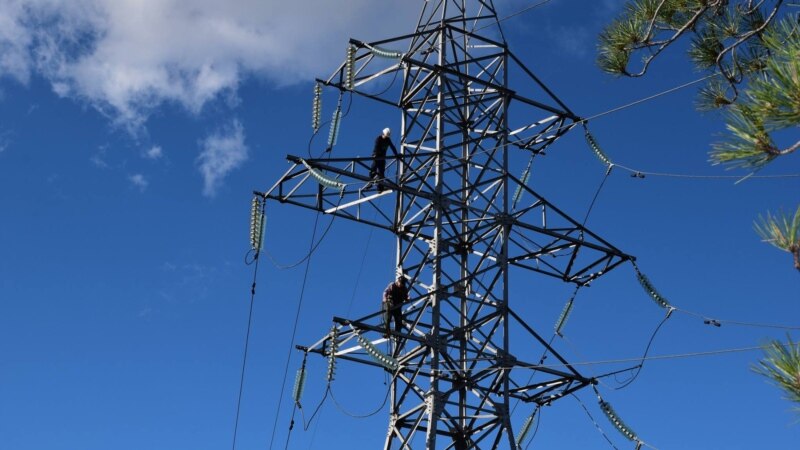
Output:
top-left (598, 0), bottom-right (800, 272)
top-left (599, 0), bottom-right (800, 414)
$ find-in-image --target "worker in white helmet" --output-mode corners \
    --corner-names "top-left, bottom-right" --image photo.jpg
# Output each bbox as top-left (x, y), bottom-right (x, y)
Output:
top-left (366, 127), bottom-right (397, 192)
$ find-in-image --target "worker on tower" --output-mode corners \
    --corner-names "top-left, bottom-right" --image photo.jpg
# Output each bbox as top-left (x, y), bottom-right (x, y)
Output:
top-left (382, 275), bottom-right (409, 338)
top-left (366, 127), bottom-right (397, 192)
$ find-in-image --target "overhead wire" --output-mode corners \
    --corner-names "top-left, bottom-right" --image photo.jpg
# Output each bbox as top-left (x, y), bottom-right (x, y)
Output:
top-left (395, 340), bottom-right (793, 371)
top-left (231, 201), bottom-right (265, 450)
top-left (329, 374), bottom-right (397, 418)
top-left (522, 406), bottom-right (542, 450)
top-left (572, 393), bottom-right (620, 450)
top-left (267, 2), bottom-right (798, 445)
top-left (671, 307), bottom-right (800, 330)
top-left (268, 210), bottom-right (324, 450)
top-left (311, 78), bottom-right (800, 191)
top-left (610, 310), bottom-right (673, 390)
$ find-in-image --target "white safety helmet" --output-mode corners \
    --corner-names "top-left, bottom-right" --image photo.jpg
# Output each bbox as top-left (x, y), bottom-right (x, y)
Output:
top-left (382, 127), bottom-right (391, 137)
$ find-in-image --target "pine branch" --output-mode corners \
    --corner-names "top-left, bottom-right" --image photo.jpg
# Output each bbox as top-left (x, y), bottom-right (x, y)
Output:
top-left (753, 337), bottom-right (800, 409)
top-left (754, 206), bottom-right (800, 270)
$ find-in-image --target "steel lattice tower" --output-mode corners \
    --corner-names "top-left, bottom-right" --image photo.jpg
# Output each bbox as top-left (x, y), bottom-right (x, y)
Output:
top-left (261, 1), bottom-right (632, 448)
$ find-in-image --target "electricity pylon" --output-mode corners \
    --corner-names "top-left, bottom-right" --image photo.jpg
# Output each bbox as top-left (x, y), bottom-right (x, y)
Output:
top-left (260, 1), bottom-right (632, 448)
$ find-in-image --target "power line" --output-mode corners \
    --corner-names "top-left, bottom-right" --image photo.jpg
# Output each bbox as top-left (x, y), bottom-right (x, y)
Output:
top-left (398, 342), bottom-right (790, 371)
top-left (672, 306), bottom-right (800, 330)
top-left (475, 0), bottom-right (554, 33)
top-left (268, 211), bottom-right (324, 450)
top-left (539, 344), bottom-right (783, 368)
top-left (231, 230), bottom-right (264, 450)
top-left (611, 311), bottom-right (672, 390)
top-left (581, 74), bottom-right (718, 124)
top-left (572, 393), bottom-right (620, 450)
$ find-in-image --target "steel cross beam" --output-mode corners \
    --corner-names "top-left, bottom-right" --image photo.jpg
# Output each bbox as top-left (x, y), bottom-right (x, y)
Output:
top-left (260, 1), bottom-right (633, 448)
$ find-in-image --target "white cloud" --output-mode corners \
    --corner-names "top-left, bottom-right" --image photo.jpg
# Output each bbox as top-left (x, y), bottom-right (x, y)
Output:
top-left (197, 119), bottom-right (247, 197)
top-left (128, 173), bottom-right (149, 191)
top-left (144, 145), bottom-right (163, 160)
top-left (0, 0), bottom-right (419, 129)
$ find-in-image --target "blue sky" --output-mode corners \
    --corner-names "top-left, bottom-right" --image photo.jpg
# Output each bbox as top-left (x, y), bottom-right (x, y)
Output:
top-left (1, 1), bottom-right (799, 449)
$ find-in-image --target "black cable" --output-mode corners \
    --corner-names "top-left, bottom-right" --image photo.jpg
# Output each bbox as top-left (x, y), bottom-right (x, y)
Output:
top-left (268, 211), bottom-right (323, 450)
top-left (231, 220), bottom-right (264, 450)
top-left (328, 374), bottom-right (395, 419)
top-left (345, 204), bottom-right (381, 318)
top-left (582, 165), bottom-right (613, 226)
top-left (572, 393), bottom-right (620, 450)
top-left (261, 196), bottom-right (340, 271)
top-left (299, 388), bottom-right (330, 431)
top-left (523, 407), bottom-right (542, 450)
top-left (613, 311), bottom-right (672, 390)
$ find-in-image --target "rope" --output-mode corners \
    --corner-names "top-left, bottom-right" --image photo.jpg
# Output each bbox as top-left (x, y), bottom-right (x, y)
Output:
top-left (268, 211), bottom-right (324, 450)
top-left (231, 224), bottom-right (264, 450)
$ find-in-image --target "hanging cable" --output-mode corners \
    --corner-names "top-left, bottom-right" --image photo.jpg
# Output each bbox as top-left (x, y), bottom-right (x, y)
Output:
top-left (515, 407), bottom-right (539, 449)
top-left (261, 195), bottom-right (342, 271)
top-left (611, 310), bottom-right (671, 390)
top-left (582, 164), bottom-right (614, 226)
top-left (572, 393), bottom-right (620, 450)
top-left (267, 210), bottom-right (324, 450)
top-left (328, 374), bottom-right (396, 419)
top-left (231, 202), bottom-right (265, 450)
top-left (671, 307), bottom-right (800, 330)
top-left (522, 406), bottom-right (542, 450)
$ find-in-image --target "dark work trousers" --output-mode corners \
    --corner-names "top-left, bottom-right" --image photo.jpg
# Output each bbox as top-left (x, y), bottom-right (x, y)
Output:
top-left (383, 300), bottom-right (403, 335)
top-left (369, 157), bottom-right (386, 183)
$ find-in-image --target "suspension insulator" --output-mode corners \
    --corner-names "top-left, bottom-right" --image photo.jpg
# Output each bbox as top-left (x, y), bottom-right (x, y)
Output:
top-left (515, 409), bottom-right (537, 448)
top-left (327, 326), bottom-right (339, 383)
top-left (583, 125), bottom-right (612, 167)
top-left (249, 196), bottom-right (264, 251)
top-left (300, 159), bottom-right (346, 191)
top-left (357, 333), bottom-right (399, 371)
top-left (599, 399), bottom-right (639, 442)
top-left (327, 107), bottom-right (341, 147)
top-left (312, 83), bottom-right (322, 132)
top-left (554, 297), bottom-right (574, 336)
top-left (512, 162), bottom-right (532, 209)
top-left (634, 267), bottom-right (671, 309)
top-left (344, 44), bottom-right (356, 89)
top-left (365, 43), bottom-right (403, 59)
top-left (292, 365), bottom-right (307, 404)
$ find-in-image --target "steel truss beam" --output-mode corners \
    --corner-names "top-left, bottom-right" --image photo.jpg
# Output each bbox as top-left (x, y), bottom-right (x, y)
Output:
top-left (261, 1), bottom-right (632, 448)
